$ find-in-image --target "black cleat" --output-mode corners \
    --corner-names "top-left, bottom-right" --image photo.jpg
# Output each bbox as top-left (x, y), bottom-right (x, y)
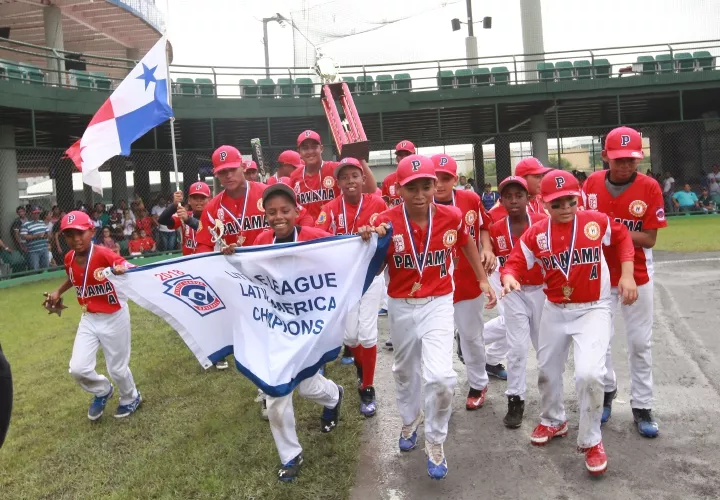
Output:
top-left (278, 453), bottom-right (304, 482)
top-left (321, 385), bottom-right (344, 433)
top-left (503, 395), bottom-right (525, 428)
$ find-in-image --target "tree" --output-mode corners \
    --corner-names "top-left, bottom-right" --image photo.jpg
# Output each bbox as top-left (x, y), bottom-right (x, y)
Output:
top-left (548, 155), bottom-right (573, 170)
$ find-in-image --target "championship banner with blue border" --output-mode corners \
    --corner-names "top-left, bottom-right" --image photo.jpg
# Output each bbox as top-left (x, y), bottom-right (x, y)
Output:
top-left (108, 232), bottom-right (390, 397)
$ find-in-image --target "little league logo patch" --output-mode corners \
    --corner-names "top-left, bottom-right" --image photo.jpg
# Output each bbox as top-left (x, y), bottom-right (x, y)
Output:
top-left (587, 193), bottom-right (598, 210)
top-left (392, 234), bottom-right (405, 253)
top-left (257, 198), bottom-right (265, 212)
top-left (317, 211), bottom-right (327, 224)
top-left (497, 235), bottom-right (507, 251)
top-left (536, 233), bottom-right (548, 251)
top-left (465, 210), bottom-right (477, 226)
top-left (323, 176), bottom-right (335, 189)
top-left (656, 207), bottom-right (666, 222)
top-left (163, 275), bottom-right (226, 317)
top-left (584, 221), bottom-right (601, 240)
top-left (217, 208), bottom-right (225, 221)
top-left (93, 268), bottom-right (106, 282)
top-left (629, 200), bottom-right (648, 217)
top-left (443, 230), bottom-right (458, 247)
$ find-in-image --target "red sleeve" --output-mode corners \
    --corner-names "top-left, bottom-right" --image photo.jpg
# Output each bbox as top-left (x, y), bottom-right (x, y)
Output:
top-left (296, 206), bottom-right (314, 227)
top-left (252, 231), bottom-right (273, 246)
top-left (194, 206), bottom-right (215, 253)
top-left (642, 180), bottom-right (668, 230)
top-left (381, 176), bottom-right (391, 198)
top-left (315, 202), bottom-right (333, 232)
top-left (100, 247), bottom-right (133, 269)
top-left (609, 219), bottom-right (634, 263)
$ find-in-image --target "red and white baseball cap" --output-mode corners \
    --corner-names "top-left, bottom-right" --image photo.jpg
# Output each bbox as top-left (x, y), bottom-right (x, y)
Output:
top-left (244, 160), bottom-right (258, 172)
top-left (431, 153), bottom-right (458, 179)
top-left (297, 130), bottom-right (322, 147)
top-left (188, 181), bottom-right (211, 197)
top-left (395, 140), bottom-right (416, 155)
top-left (61, 210), bottom-right (94, 231)
top-left (212, 145), bottom-right (244, 173)
top-left (277, 150), bottom-right (304, 168)
top-left (333, 157), bottom-right (363, 178)
top-left (498, 175), bottom-right (529, 194)
top-left (396, 154), bottom-right (437, 186)
top-left (604, 126), bottom-right (644, 160)
top-left (540, 170), bottom-right (581, 202)
top-left (515, 157), bottom-right (551, 177)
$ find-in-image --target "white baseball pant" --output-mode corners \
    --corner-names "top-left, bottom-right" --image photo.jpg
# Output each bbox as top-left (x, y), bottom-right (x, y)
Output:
top-left (502, 285), bottom-right (545, 399)
top-left (603, 280), bottom-right (654, 409)
top-left (68, 305), bottom-right (139, 405)
top-left (266, 372), bottom-right (339, 464)
top-left (536, 299), bottom-right (611, 448)
top-left (344, 274), bottom-right (384, 348)
top-left (379, 267), bottom-right (389, 311)
top-left (389, 294), bottom-right (457, 445)
top-left (482, 271), bottom-right (508, 365)
top-left (454, 296), bottom-right (491, 390)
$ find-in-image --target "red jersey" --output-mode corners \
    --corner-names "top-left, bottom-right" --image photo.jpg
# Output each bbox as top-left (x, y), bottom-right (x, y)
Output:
top-left (490, 213), bottom-right (547, 286)
top-left (381, 171), bottom-right (403, 207)
top-left (64, 244), bottom-right (131, 314)
top-left (195, 182), bottom-right (269, 252)
top-left (376, 204), bottom-right (470, 299)
top-left (172, 214), bottom-right (198, 256)
top-left (316, 194), bottom-right (388, 235)
top-left (135, 216), bottom-right (154, 235)
top-left (266, 174), bottom-right (280, 185)
top-left (582, 171), bottom-right (667, 286)
top-left (289, 162), bottom-right (341, 221)
top-left (128, 237), bottom-right (155, 254)
top-left (435, 189), bottom-right (490, 303)
top-left (502, 211), bottom-right (634, 304)
top-left (253, 226), bottom-right (331, 245)
top-left (488, 195), bottom-right (546, 222)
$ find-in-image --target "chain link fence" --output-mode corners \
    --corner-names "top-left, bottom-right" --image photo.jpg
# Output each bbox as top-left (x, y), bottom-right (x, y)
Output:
top-left (1, 119), bottom-right (719, 278)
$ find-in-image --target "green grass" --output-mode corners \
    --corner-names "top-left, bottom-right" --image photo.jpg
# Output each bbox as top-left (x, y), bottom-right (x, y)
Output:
top-left (0, 279), bottom-right (363, 500)
top-left (655, 214), bottom-right (720, 252)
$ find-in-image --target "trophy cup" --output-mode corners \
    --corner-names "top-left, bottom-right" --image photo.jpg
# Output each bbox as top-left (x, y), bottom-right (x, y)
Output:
top-left (313, 49), bottom-right (369, 161)
top-left (208, 219), bottom-right (226, 250)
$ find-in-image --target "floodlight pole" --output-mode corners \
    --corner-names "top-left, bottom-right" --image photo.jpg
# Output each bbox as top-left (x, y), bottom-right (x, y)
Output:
top-left (262, 15), bottom-right (285, 78)
top-left (465, 0), bottom-right (478, 67)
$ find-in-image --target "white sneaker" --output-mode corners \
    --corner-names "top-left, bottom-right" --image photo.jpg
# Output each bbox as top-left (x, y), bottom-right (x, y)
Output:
top-left (261, 399), bottom-right (269, 421)
top-left (215, 360), bottom-right (229, 370)
top-left (254, 389), bottom-right (266, 403)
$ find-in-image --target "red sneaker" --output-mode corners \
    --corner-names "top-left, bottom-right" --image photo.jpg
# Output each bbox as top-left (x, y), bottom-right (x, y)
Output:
top-left (580, 442), bottom-right (608, 476)
top-left (530, 421), bottom-right (569, 445)
top-left (466, 387), bottom-right (488, 410)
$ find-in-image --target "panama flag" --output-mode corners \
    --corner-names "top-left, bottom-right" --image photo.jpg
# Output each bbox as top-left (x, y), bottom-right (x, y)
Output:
top-left (65, 36), bottom-right (173, 194)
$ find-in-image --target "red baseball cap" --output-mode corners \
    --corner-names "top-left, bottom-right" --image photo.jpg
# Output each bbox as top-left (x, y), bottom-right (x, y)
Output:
top-left (188, 181), bottom-right (211, 197)
top-left (333, 157), bottom-right (363, 178)
top-left (540, 170), bottom-right (581, 202)
top-left (279, 176), bottom-right (293, 186)
top-left (212, 145), bottom-right (243, 173)
top-left (395, 140), bottom-right (416, 155)
top-left (277, 150), bottom-right (304, 168)
top-left (297, 130), bottom-right (322, 147)
top-left (244, 160), bottom-right (258, 172)
top-left (515, 157), bottom-right (551, 177)
top-left (431, 153), bottom-right (458, 179)
top-left (396, 154), bottom-right (437, 186)
top-left (605, 126), bottom-right (644, 160)
top-left (61, 210), bottom-right (94, 231)
top-left (498, 175), bottom-right (529, 194)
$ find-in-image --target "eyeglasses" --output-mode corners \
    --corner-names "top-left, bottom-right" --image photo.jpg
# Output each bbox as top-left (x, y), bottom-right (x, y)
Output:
top-left (550, 199), bottom-right (578, 210)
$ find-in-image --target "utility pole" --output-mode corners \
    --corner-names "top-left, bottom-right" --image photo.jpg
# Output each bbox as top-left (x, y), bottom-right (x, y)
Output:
top-left (465, 0), bottom-right (478, 67)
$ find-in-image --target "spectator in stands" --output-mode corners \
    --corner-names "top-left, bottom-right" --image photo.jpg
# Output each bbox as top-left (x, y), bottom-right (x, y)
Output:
top-left (152, 196), bottom-right (176, 251)
top-left (49, 206), bottom-right (61, 225)
top-left (128, 229), bottom-right (156, 255)
top-left (481, 183), bottom-right (499, 211)
top-left (698, 187), bottom-right (715, 213)
top-left (708, 165), bottom-right (720, 184)
top-left (51, 210), bottom-right (69, 267)
top-left (709, 176), bottom-right (720, 196)
top-left (661, 172), bottom-right (675, 213)
top-left (134, 207), bottom-right (155, 238)
top-left (20, 207), bottom-right (50, 270)
top-left (97, 226), bottom-right (121, 254)
top-left (94, 203), bottom-right (109, 227)
top-left (108, 209), bottom-right (124, 240)
top-left (467, 177), bottom-right (478, 193)
top-left (574, 170), bottom-right (587, 189)
top-left (672, 184), bottom-right (700, 213)
top-left (459, 175), bottom-right (468, 188)
top-left (11, 205), bottom-right (27, 252)
top-left (122, 208), bottom-right (135, 239)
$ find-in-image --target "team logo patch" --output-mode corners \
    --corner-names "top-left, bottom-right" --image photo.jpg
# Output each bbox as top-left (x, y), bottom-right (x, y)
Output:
top-left (410, 159), bottom-right (421, 171)
top-left (67, 214), bottom-right (76, 224)
top-left (554, 176), bottom-right (565, 189)
top-left (185, 225), bottom-right (190, 236)
top-left (370, 213), bottom-right (379, 225)
top-left (443, 229), bottom-right (458, 247)
top-left (257, 198), bottom-right (265, 212)
top-left (219, 151), bottom-right (228, 161)
top-left (656, 207), bottom-right (666, 222)
top-left (497, 235), bottom-right (507, 251)
top-left (587, 193), bottom-right (598, 210)
top-left (93, 268), bottom-right (106, 282)
top-left (163, 275), bottom-right (226, 317)
top-left (536, 233), bottom-right (548, 251)
top-left (338, 214), bottom-right (345, 228)
top-left (620, 134), bottom-right (631, 147)
top-left (465, 210), bottom-right (477, 226)
top-left (217, 208), bottom-right (225, 221)
top-left (317, 211), bottom-right (327, 224)
top-left (629, 200), bottom-right (647, 217)
top-left (393, 234), bottom-right (405, 253)
top-left (323, 176), bottom-right (335, 188)
top-left (584, 221), bottom-right (601, 240)
top-left (389, 185), bottom-right (396, 196)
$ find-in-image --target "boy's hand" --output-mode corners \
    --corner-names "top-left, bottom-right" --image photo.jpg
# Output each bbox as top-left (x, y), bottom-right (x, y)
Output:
top-left (481, 249), bottom-right (496, 274)
top-left (501, 275), bottom-right (522, 297)
top-left (42, 292), bottom-right (67, 316)
top-left (112, 264), bottom-right (128, 275)
top-left (173, 191), bottom-right (184, 205)
top-left (618, 275), bottom-right (638, 305)
top-left (221, 243), bottom-right (238, 256)
top-left (479, 280), bottom-right (497, 308)
top-left (176, 205), bottom-right (189, 221)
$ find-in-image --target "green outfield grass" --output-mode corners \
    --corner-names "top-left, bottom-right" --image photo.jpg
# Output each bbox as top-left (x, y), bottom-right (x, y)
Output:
top-left (0, 279), bottom-right (363, 500)
top-left (655, 215), bottom-right (720, 252)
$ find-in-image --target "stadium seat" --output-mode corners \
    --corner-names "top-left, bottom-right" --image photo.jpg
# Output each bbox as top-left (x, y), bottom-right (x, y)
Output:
top-left (195, 78), bottom-right (215, 96)
top-left (472, 67), bottom-right (491, 86)
top-left (593, 58), bottom-right (612, 78)
top-left (277, 77), bottom-right (294, 97)
top-left (693, 51), bottom-right (715, 71)
top-left (341, 75), bottom-right (356, 93)
top-left (295, 77), bottom-right (314, 97)
top-left (90, 72), bottom-right (112, 90)
top-left (376, 74), bottom-right (394, 93)
top-left (655, 54), bottom-right (674, 73)
top-left (635, 55), bottom-right (657, 75)
top-left (674, 52), bottom-right (694, 72)
top-left (573, 60), bottom-right (592, 79)
top-left (175, 77), bottom-right (196, 95)
top-left (69, 69), bottom-right (93, 89)
top-left (239, 78), bottom-right (258, 97)
top-left (537, 62), bottom-right (555, 82)
top-left (491, 66), bottom-right (510, 85)
top-left (393, 73), bottom-right (412, 92)
top-left (356, 75), bottom-right (374, 94)
top-left (257, 78), bottom-right (276, 98)
top-left (455, 68), bottom-right (473, 87)
top-left (437, 70), bottom-right (454, 89)
top-left (19, 63), bottom-right (45, 85)
top-left (555, 61), bottom-right (574, 80)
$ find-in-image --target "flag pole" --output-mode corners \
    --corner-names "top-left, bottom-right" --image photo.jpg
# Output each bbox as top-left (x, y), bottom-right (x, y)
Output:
top-left (163, 0), bottom-right (180, 193)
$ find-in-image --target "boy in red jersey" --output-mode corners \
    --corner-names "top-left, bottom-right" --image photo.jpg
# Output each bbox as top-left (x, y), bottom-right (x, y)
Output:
top-left (244, 160), bottom-right (260, 182)
top-left (45, 211), bottom-right (141, 421)
top-left (501, 170), bottom-right (637, 476)
top-left (488, 157), bottom-right (551, 221)
top-left (316, 157), bottom-right (388, 417)
top-left (489, 176), bottom-right (547, 428)
top-left (583, 126), bottom-right (666, 437)
top-left (360, 155), bottom-right (496, 480)
top-left (158, 181), bottom-right (211, 256)
top-left (267, 150), bottom-right (304, 186)
top-left (381, 140), bottom-right (415, 207)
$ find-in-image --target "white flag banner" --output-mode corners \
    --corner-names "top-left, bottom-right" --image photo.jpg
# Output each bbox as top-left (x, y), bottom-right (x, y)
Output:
top-left (108, 233), bottom-right (390, 397)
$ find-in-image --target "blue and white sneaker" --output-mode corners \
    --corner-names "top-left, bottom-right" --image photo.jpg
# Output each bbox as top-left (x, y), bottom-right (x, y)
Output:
top-left (88, 386), bottom-right (114, 421)
top-left (340, 346), bottom-right (354, 365)
top-left (114, 391), bottom-right (142, 419)
top-left (601, 389), bottom-right (617, 424)
top-left (378, 308), bottom-right (388, 317)
top-left (318, 365), bottom-right (325, 376)
top-left (399, 411), bottom-right (424, 452)
top-left (425, 441), bottom-right (448, 480)
top-left (486, 363), bottom-right (508, 380)
top-left (359, 386), bottom-right (377, 417)
top-left (278, 453), bottom-right (304, 482)
top-left (320, 384), bottom-right (344, 433)
top-left (632, 408), bottom-right (659, 438)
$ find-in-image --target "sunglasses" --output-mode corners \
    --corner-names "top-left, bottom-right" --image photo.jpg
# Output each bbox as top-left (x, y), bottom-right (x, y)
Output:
top-left (550, 199), bottom-right (578, 210)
